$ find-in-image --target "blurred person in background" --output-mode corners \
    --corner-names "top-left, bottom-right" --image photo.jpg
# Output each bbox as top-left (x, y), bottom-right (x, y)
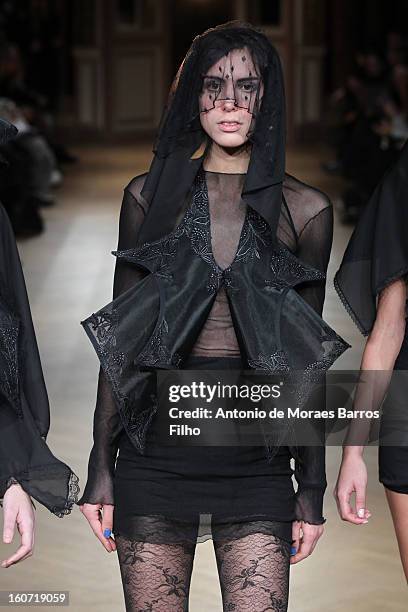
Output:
top-left (324, 42), bottom-right (407, 223)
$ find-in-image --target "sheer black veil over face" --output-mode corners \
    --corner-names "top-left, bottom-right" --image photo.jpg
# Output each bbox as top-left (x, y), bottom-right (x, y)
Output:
top-left (137, 21), bottom-right (286, 246)
top-left (198, 46), bottom-right (264, 150)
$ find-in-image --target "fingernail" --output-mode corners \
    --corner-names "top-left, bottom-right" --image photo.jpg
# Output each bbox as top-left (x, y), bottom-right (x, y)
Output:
top-left (357, 508), bottom-right (365, 518)
top-left (290, 546), bottom-right (297, 556)
top-left (362, 519), bottom-right (368, 524)
top-left (103, 528), bottom-right (112, 538)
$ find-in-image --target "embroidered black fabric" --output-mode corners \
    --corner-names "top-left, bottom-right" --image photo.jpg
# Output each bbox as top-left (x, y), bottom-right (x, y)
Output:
top-left (77, 168), bottom-right (338, 528)
top-left (0, 203), bottom-right (79, 516)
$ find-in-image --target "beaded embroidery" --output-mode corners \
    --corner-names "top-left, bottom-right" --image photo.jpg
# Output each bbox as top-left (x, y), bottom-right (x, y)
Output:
top-left (0, 316), bottom-right (21, 418)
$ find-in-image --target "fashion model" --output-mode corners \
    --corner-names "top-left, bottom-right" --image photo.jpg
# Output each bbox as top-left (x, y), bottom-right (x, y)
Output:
top-left (78, 22), bottom-right (349, 611)
top-left (334, 139), bottom-right (408, 582)
top-left (0, 118), bottom-right (79, 569)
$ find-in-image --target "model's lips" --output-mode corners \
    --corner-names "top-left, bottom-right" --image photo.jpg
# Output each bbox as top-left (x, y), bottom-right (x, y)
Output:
top-left (217, 121), bottom-right (242, 132)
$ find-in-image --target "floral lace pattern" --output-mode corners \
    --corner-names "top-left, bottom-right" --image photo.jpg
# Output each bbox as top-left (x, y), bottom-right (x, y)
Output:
top-left (88, 310), bottom-right (126, 375)
top-left (115, 524), bottom-right (290, 611)
top-left (122, 393), bottom-right (158, 453)
top-left (137, 318), bottom-right (182, 369)
top-left (247, 350), bottom-right (290, 373)
top-left (268, 245), bottom-right (326, 289)
top-left (52, 470), bottom-right (80, 518)
top-left (247, 331), bottom-right (349, 463)
top-left (113, 231), bottom-right (180, 278)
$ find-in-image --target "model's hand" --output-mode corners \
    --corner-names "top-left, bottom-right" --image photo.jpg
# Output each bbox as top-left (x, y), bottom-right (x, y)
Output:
top-left (290, 521), bottom-right (324, 564)
top-left (333, 452), bottom-right (372, 524)
top-left (1, 483), bottom-right (35, 568)
top-left (79, 503), bottom-right (116, 552)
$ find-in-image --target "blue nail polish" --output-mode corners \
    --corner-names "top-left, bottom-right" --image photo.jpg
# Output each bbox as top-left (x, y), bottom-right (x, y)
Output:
top-left (290, 546), bottom-right (297, 556)
top-left (103, 528), bottom-right (112, 538)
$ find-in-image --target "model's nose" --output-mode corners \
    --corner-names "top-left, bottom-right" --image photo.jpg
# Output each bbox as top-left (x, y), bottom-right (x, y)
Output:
top-left (220, 97), bottom-right (237, 111)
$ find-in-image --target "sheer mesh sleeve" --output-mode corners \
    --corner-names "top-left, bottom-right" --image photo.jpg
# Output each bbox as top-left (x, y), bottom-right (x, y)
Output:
top-left (295, 205), bottom-right (333, 315)
top-left (77, 174), bottom-right (148, 506)
top-left (281, 176), bottom-right (334, 524)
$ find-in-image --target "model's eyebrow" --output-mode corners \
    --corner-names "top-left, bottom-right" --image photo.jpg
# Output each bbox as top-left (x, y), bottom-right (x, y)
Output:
top-left (202, 75), bottom-right (260, 81)
top-left (236, 76), bottom-right (260, 82)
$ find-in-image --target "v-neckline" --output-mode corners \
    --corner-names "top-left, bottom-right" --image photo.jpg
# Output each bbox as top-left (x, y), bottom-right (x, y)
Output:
top-left (199, 169), bottom-right (249, 274)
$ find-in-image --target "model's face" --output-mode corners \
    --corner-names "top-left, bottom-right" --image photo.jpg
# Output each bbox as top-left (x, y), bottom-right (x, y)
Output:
top-left (199, 47), bottom-right (263, 148)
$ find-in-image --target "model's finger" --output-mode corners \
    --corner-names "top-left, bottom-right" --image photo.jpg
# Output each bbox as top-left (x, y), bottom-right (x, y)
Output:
top-left (290, 522), bottom-right (301, 560)
top-left (291, 529), bottom-right (315, 563)
top-left (2, 549), bottom-right (33, 568)
top-left (333, 486), bottom-right (344, 518)
top-left (338, 488), bottom-right (367, 524)
top-left (86, 510), bottom-right (113, 553)
top-left (308, 529), bottom-right (323, 556)
top-left (2, 520), bottom-right (34, 567)
top-left (2, 499), bottom-right (20, 545)
top-left (101, 505), bottom-right (116, 552)
top-left (337, 486), bottom-right (353, 518)
top-left (291, 522), bottom-right (301, 545)
top-left (354, 483), bottom-right (369, 522)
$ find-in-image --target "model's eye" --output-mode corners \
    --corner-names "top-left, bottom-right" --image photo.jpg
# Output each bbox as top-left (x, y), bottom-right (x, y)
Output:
top-left (203, 77), bottom-right (222, 93)
top-left (237, 79), bottom-right (259, 93)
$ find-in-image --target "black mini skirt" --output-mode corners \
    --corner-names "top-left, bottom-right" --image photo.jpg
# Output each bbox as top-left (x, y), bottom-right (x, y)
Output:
top-left (113, 355), bottom-right (295, 546)
top-left (378, 355), bottom-right (408, 495)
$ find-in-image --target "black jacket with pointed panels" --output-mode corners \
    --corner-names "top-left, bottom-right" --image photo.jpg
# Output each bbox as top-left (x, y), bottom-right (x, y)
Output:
top-left (80, 169), bottom-right (350, 524)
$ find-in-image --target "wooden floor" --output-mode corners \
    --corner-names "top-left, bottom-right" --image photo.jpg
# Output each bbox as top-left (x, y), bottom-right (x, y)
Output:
top-left (0, 144), bottom-right (406, 610)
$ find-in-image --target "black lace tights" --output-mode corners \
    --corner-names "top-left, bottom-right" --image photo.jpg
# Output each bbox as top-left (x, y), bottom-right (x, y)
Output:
top-left (116, 530), bottom-right (290, 611)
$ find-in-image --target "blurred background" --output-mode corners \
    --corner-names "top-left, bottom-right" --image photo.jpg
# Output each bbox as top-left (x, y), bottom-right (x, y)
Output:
top-left (1, 0), bottom-right (408, 233)
top-left (0, 1), bottom-right (407, 611)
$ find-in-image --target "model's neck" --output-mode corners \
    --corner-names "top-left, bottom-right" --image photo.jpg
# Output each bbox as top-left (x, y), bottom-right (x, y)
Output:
top-left (203, 142), bottom-right (250, 173)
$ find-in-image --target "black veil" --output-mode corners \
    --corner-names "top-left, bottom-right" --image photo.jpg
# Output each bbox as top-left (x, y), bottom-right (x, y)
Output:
top-left (137, 21), bottom-right (286, 246)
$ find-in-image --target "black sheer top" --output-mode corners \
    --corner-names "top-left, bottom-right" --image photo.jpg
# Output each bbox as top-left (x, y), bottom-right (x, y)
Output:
top-left (77, 170), bottom-right (333, 524)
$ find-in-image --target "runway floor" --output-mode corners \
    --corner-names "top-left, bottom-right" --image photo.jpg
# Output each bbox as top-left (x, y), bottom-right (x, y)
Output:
top-left (0, 143), bottom-right (406, 610)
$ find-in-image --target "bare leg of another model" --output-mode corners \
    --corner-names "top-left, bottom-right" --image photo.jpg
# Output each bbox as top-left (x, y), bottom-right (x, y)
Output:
top-left (385, 487), bottom-right (408, 582)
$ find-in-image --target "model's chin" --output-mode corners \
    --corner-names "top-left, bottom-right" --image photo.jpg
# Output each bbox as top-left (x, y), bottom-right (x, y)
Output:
top-left (212, 131), bottom-right (247, 148)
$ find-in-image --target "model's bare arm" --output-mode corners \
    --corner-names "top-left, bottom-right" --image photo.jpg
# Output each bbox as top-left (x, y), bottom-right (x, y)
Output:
top-left (334, 278), bottom-right (407, 524)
